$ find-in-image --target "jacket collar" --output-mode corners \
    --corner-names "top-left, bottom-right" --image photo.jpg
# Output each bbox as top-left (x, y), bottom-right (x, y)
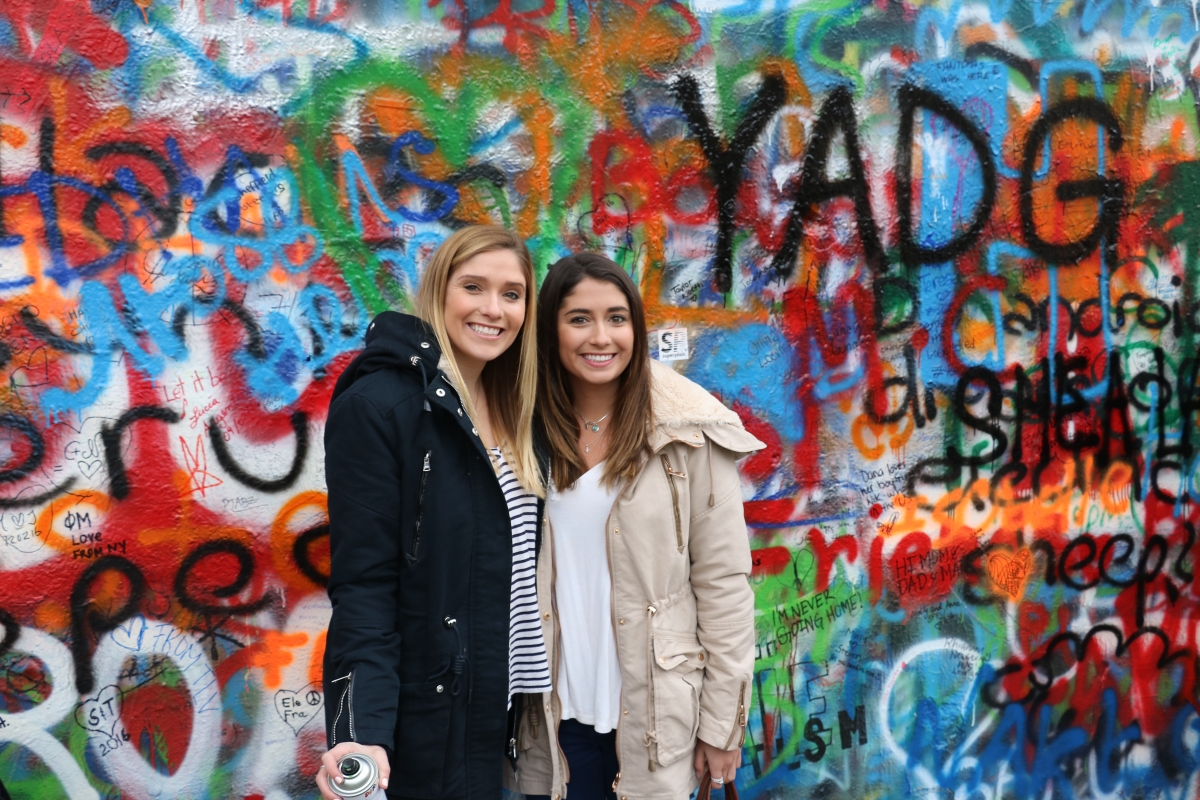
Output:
top-left (428, 355), bottom-right (494, 462)
top-left (646, 359), bottom-right (764, 456)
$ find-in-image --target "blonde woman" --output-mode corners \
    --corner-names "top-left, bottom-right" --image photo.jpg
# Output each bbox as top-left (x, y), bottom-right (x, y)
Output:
top-left (512, 253), bottom-right (762, 800)
top-left (317, 225), bottom-right (550, 800)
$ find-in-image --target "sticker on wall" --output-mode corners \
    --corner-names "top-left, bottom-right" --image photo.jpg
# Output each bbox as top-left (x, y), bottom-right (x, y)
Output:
top-left (654, 328), bottom-right (689, 361)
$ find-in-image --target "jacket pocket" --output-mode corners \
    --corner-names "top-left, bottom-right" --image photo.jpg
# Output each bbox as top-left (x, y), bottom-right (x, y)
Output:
top-left (396, 679), bottom-right (454, 797)
top-left (406, 450), bottom-right (432, 565)
top-left (650, 634), bottom-right (706, 765)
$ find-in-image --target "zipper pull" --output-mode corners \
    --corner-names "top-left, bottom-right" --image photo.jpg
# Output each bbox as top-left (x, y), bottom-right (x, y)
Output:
top-left (423, 452), bottom-right (431, 471)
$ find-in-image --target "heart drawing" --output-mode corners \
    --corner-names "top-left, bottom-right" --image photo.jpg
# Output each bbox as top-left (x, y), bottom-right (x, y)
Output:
top-left (274, 682), bottom-right (324, 735)
top-left (987, 549), bottom-right (1032, 600)
top-left (75, 684), bottom-right (125, 741)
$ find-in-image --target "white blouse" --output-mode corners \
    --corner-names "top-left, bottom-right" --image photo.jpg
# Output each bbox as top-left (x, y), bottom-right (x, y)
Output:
top-left (547, 463), bottom-right (623, 733)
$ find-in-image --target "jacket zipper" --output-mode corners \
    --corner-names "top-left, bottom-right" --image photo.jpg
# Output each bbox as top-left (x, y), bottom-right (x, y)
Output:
top-left (644, 603), bottom-right (658, 771)
top-left (660, 453), bottom-right (686, 553)
top-left (723, 679), bottom-right (749, 749)
top-left (508, 694), bottom-right (522, 776)
top-left (330, 671), bottom-right (353, 745)
top-left (348, 670), bottom-right (357, 741)
top-left (407, 450), bottom-right (432, 564)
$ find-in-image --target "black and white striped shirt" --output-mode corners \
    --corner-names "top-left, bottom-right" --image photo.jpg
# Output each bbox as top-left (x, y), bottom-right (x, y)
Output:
top-left (492, 448), bottom-right (553, 703)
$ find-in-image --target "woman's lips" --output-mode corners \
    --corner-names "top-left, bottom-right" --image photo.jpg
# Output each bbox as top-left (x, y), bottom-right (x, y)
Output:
top-left (468, 323), bottom-right (503, 337)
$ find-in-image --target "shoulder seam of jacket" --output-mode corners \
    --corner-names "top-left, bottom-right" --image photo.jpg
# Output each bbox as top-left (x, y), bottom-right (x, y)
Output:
top-left (335, 373), bottom-right (426, 418)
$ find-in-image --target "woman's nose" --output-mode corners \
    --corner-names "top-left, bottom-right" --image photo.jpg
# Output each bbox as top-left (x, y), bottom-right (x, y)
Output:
top-left (480, 292), bottom-right (502, 317)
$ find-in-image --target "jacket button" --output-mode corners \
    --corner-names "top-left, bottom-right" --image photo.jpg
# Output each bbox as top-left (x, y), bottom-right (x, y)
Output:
top-left (698, 653), bottom-right (705, 660)
top-left (436, 388), bottom-right (446, 397)
top-left (623, 709), bottom-right (628, 715)
top-left (618, 618), bottom-right (625, 625)
top-left (421, 342), bottom-right (431, 348)
top-left (614, 528), bottom-right (619, 535)
top-left (545, 704), bottom-right (551, 714)
top-left (458, 408), bottom-right (463, 416)
top-left (436, 685), bottom-right (444, 693)
top-left (543, 612), bottom-right (550, 620)
top-left (472, 428), bottom-right (478, 435)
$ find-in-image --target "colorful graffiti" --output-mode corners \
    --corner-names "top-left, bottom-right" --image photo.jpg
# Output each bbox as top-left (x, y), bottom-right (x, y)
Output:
top-left (1, 0), bottom-right (1199, 797)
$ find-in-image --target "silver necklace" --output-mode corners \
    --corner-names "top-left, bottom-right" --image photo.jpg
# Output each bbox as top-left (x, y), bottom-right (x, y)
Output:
top-left (574, 407), bottom-right (612, 454)
top-left (574, 406), bottom-right (612, 433)
top-left (579, 424), bottom-right (608, 454)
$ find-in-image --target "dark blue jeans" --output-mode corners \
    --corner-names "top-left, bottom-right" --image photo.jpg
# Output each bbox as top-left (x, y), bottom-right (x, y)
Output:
top-left (526, 718), bottom-right (618, 800)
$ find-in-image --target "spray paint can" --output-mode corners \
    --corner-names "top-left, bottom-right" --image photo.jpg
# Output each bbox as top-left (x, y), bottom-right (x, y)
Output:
top-left (329, 753), bottom-right (382, 799)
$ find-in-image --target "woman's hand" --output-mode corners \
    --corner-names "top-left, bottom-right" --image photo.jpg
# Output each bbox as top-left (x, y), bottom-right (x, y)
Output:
top-left (693, 739), bottom-right (739, 788)
top-left (315, 743), bottom-right (390, 800)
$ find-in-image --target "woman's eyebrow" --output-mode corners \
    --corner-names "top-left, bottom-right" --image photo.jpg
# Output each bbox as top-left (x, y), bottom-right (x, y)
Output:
top-left (562, 305), bottom-right (629, 314)
top-left (456, 273), bottom-right (525, 289)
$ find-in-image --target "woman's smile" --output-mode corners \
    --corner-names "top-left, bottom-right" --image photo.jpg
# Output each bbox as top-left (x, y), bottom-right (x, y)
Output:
top-left (468, 322), bottom-right (504, 338)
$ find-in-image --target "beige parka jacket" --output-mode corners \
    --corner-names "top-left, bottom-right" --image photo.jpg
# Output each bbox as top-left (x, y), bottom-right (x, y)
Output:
top-left (506, 360), bottom-right (765, 800)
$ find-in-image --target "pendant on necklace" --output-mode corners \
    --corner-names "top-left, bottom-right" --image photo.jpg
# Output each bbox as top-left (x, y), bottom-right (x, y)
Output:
top-left (589, 423), bottom-right (600, 432)
top-left (584, 444), bottom-right (590, 453)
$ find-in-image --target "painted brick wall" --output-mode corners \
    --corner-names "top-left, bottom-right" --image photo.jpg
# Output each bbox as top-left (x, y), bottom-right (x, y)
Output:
top-left (1, 1), bottom-right (1199, 798)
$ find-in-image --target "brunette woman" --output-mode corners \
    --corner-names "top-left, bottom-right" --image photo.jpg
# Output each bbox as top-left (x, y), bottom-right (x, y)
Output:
top-left (317, 225), bottom-right (551, 799)
top-left (510, 253), bottom-right (763, 800)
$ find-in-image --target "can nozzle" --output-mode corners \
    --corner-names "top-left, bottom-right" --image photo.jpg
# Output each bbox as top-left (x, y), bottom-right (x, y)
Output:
top-left (331, 754), bottom-right (379, 798)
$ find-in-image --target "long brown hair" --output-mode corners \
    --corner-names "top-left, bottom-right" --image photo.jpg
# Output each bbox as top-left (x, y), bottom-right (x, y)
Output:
top-left (416, 225), bottom-right (543, 496)
top-left (537, 253), bottom-right (652, 491)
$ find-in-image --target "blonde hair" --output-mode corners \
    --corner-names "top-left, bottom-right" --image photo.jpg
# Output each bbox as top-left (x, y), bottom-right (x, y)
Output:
top-left (415, 225), bottom-right (543, 497)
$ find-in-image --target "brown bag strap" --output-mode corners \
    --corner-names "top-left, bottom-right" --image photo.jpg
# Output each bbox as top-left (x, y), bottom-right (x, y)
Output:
top-left (696, 770), bottom-right (739, 800)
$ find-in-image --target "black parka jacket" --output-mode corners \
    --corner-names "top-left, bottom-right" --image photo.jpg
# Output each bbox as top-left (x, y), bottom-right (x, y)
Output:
top-left (322, 311), bottom-right (535, 799)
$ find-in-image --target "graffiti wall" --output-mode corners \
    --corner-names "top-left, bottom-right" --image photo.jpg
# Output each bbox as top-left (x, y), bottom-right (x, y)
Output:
top-left (1, 0), bottom-right (1199, 797)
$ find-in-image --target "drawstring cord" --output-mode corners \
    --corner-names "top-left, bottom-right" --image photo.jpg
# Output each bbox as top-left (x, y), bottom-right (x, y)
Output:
top-left (443, 617), bottom-right (469, 697)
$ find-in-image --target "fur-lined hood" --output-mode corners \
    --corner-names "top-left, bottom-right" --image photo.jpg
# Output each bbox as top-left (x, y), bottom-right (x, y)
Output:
top-left (647, 359), bottom-right (764, 457)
